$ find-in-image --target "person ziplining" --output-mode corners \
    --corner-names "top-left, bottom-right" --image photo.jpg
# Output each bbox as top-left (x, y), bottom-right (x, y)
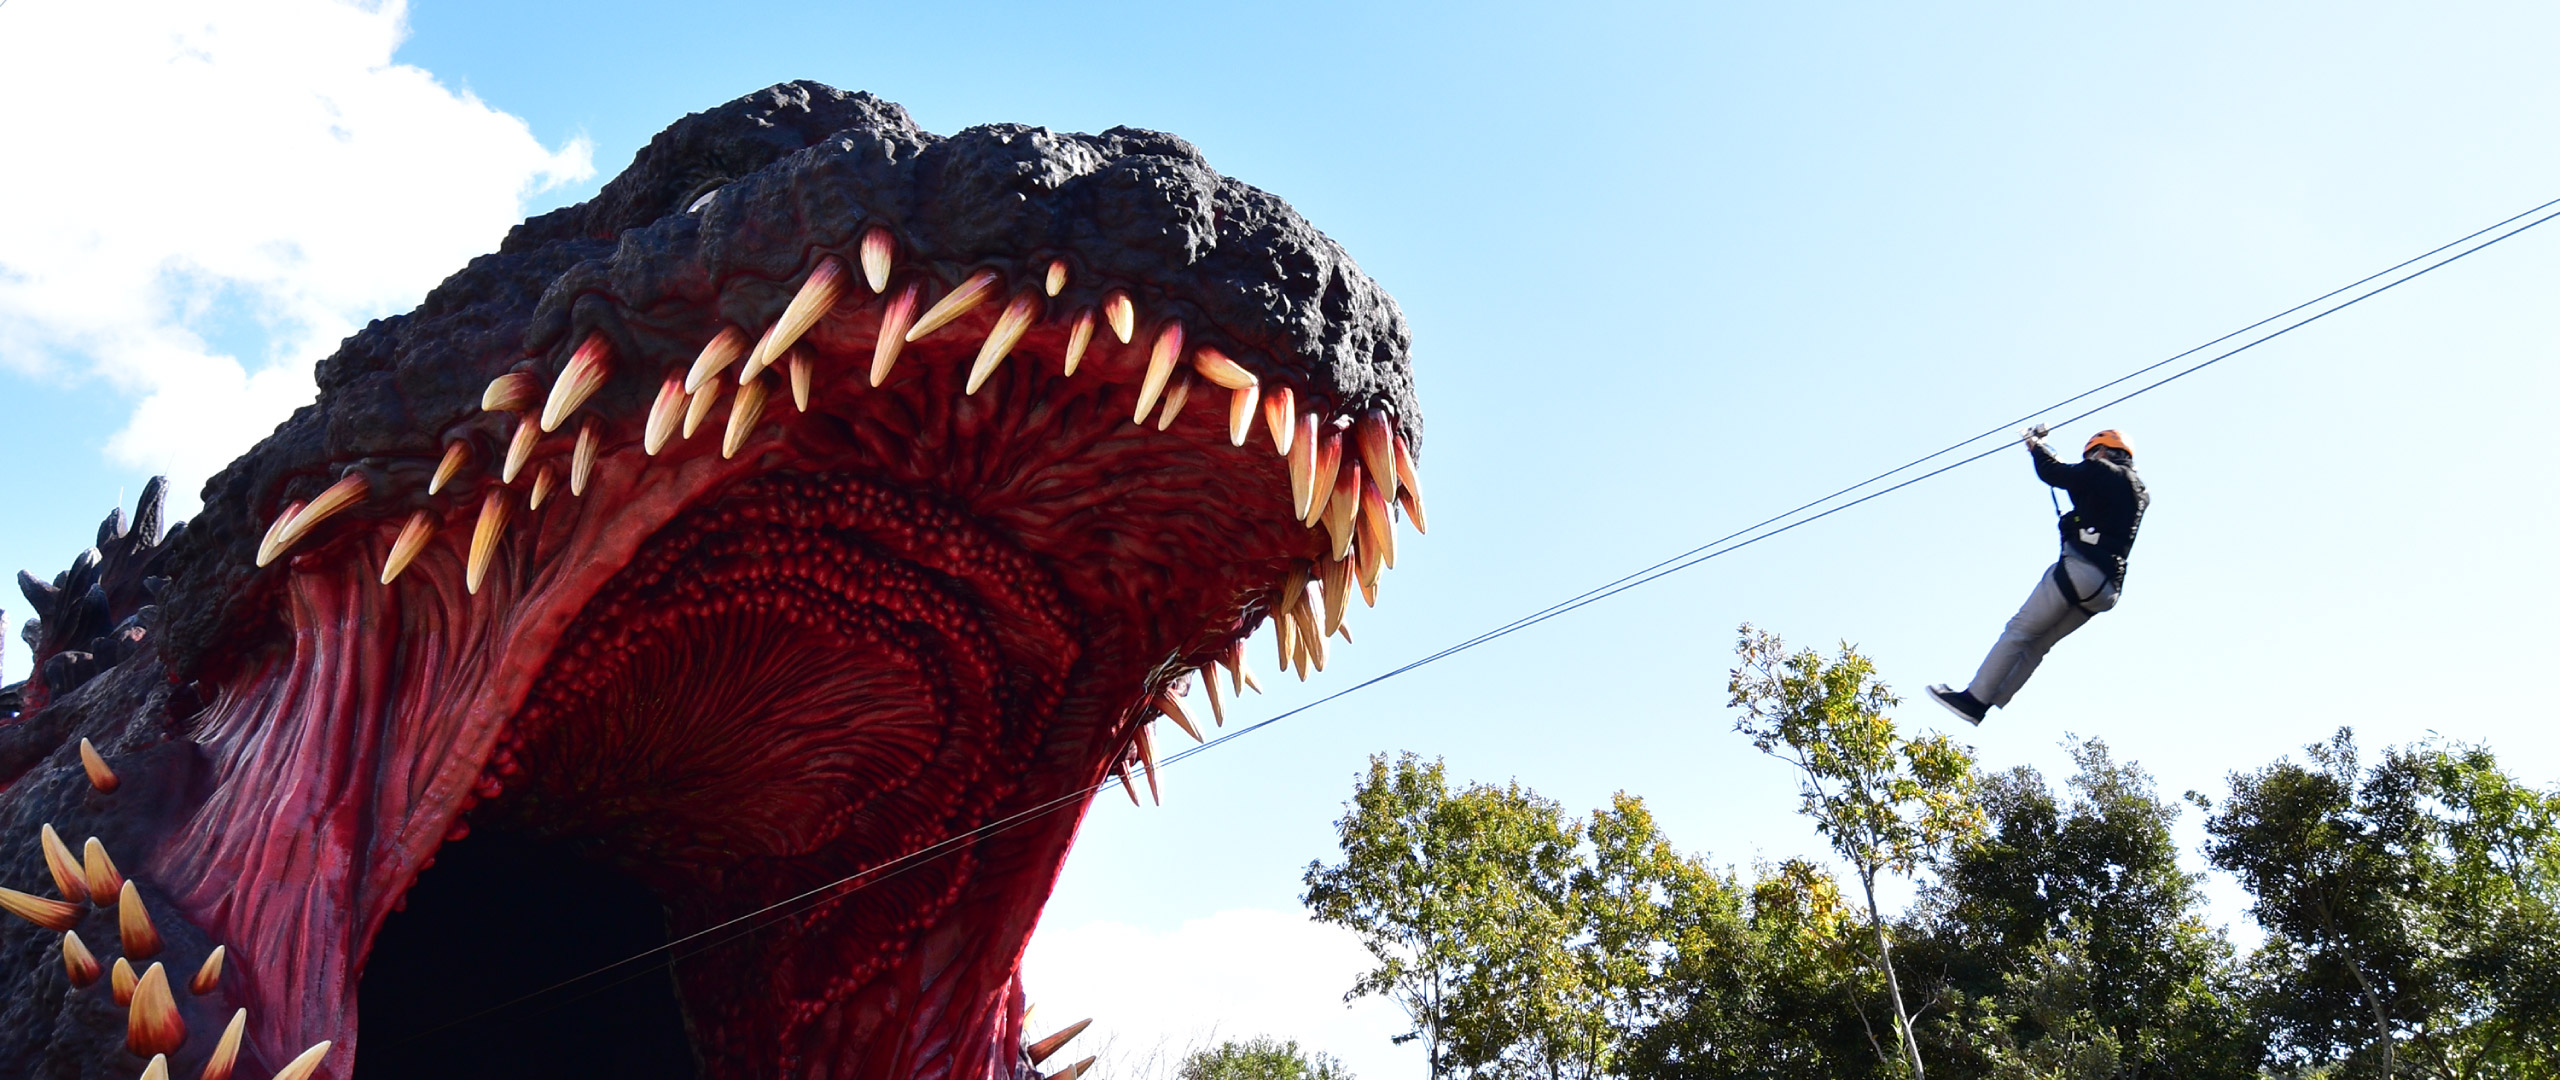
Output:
top-left (1929, 427), bottom-right (2148, 725)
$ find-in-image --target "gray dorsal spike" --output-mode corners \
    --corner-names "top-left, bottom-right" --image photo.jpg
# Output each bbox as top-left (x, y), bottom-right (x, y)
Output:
top-left (97, 507), bottom-right (125, 547)
top-left (18, 570), bottom-right (57, 612)
top-left (132, 477), bottom-right (168, 546)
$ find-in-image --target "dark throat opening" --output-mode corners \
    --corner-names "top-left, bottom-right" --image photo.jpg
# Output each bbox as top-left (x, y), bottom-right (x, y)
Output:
top-left (354, 829), bottom-right (700, 1079)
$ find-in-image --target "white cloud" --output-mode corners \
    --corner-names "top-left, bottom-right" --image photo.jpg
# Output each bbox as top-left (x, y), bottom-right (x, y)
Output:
top-left (1022, 908), bottom-right (1424, 1079)
top-left (0, 0), bottom-right (592, 511)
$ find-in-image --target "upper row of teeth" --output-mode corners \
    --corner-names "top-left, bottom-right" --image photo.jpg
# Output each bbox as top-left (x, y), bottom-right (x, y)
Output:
top-left (251, 227), bottom-right (1428, 635)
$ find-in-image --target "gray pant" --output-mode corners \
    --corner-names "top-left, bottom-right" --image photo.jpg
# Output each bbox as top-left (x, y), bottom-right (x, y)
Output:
top-left (1966, 554), bottom-right (2118, 708)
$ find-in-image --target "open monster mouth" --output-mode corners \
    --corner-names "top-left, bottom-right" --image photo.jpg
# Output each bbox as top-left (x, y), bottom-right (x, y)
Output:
top-left (0, 83), bottom-right (1416, 1079)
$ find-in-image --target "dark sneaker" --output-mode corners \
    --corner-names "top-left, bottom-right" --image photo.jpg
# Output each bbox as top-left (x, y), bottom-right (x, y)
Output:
top-left (1926, 684), bottom-right (1988, 725)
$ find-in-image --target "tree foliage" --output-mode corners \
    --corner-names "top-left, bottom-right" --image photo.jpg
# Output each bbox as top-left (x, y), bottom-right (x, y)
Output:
top-left (1300, 653), bottom-right (2560, 1080)
top-left (2200, 729), bottom-right (2560, 1078)
top-left (1913, 738), bottom-right (2259, 1079)
top-left (1177, 1037), bottom-right (1356, 1080)
top-left (1729, 624), bottom-right (1984, 1078)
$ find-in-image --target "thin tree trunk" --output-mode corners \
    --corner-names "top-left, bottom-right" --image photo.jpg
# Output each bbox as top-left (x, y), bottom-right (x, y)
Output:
top-left (1858, 869), bottom-right (1925, 1079)
top-left (2318, 900), bottom-right (2394, 1078)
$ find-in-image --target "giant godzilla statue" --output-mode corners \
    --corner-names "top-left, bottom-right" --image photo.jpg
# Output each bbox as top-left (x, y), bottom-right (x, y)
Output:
top-left (0, 82), bottom-right (1419, 1079)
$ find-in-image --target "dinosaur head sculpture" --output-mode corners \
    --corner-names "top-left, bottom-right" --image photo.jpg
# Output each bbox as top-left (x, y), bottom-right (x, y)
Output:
top-left (0, 81), bottom-right (1418, 1079)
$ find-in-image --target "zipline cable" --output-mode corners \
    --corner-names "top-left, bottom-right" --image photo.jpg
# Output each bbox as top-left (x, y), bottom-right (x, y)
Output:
top-left (393, 193), bottom-right (2560, 1045)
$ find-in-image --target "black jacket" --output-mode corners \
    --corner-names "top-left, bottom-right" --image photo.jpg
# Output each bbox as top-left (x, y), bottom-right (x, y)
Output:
top-left (2033, 443), bottom-right (2147, 587)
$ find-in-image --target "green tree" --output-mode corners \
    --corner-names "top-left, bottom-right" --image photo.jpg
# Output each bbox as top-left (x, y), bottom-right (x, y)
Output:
top-left (1729, 625), bottom-right (1984, 1079)
top-left (1177, 1037), bottom-right (1356, 1080)
top-left (1916, 738), bottom-right (2258, 1079)
top-left (1302, 753), bottom-right (1580, 1078)
top-left (2409, 743), bottom-right (2560, 1070)
top-left (2201, 730), bottom-right (2560, 1078)
top-left (1631, 857), bottom-right (1890, 1079)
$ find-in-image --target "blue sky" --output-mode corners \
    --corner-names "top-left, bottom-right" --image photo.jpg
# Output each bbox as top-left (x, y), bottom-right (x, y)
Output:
top-left (4, 2), bottom-right (2557, 1074)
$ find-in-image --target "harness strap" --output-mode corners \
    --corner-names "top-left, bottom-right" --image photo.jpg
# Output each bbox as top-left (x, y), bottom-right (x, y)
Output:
top-left (2051, 558), bottom-right (2107, 616)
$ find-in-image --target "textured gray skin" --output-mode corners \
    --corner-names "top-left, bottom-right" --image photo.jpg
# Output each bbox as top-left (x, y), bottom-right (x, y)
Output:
top-left (0, 81), bottom-right (1414, 1077)
top-left (159, 80), bottom-right (1414, 681)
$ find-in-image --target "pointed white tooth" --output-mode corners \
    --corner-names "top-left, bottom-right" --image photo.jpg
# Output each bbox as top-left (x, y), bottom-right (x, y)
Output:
top-left (257, 501), bottom-right (304, 570)
top-left (429, 440), bottom-right (469, 495)
top-left (118, 881), bottom-right (164, 960)
top-left (570, 417), bottom-right (599, 496)
top-left (645, 374), bottom-right (687, 454)
top-left (1288, 413), bottom-right (1317, 519)
top-left (200, 1010), bottom-right (246, 1080)
top-left (78, 741), bottom-right (117, 795)
top-left (1190, 346), bottom-right (1257, 390)
top-left (380, 510), bottom-right (434, 586)
top-left (743, 256), bottom-right (848, 381)
top-left (1062, 309), bottom-right (1095, 376)
top-left (872, 281), bottom-right (922, 386)
top-left (723, 377), bottom-right (770, 459)
top-left (83, 837), bottom-right (124, 903)
top-left (1360, 469), bottom-right (1396, 572)
top-left (61, 929), bottom-right (99, 986)
top-left (40, 824), bottom-right (88, 903)
top-left (1358, 493), bottom-right (1396, 598)
top-left (528, 464), bottom-right (556, 509)
top-left (1263, 386), bottom-right (1296, 456)
top-left (967, 291), bottom-right (1042, 394)
top-left (1228, 639), bottom-right (1259, 694)
top-left (539, 331), bottom-right (612, 432)
top-left (740, 322), bottom-right (778, 383)
top-left (1154, 371), bottom-right (1193, 431)
top-left (1358, 410), bottom-right (1400, 504)
top-left (1133, 320), bottom-right (1183, 424)
top-left (1102, 291), bottom-right (1135, 344)
top-left (788, 346), bottom-right (813, 412)
top-left (190, 944), bottom-right (226, 995)
top-left (1306, 427), bottom-right (1345, 527)
top-left (271, 1041), bottom-right (335, 1080)
top-left (1296, 580), bottom-right (1330, 671)
top-left (682, 380), bottom-right (725, 439)
top-left (1113, 759), bottom-right (1143, 807)
top-left (1133, 725), bottom-right (1161, 805)
top-left (502, 416), bottom-right (539, 484)
top-left (480, 372), bottom-right (538, 413)
top-left (257, 474), bottom-right (367, 567)
top-left (1273, 606), bottom-right (1297, 672)
top-left (467, 488), bottom-right (509, 595)
top-left (683, 325), bottom-right (750, 393)
top-left (1393, 434), bottom-right (1428, 533)
top-left (1325, 461), bottom-right (1363, 560)
top-left (1028, 1018), bottom-right (1093, 1066)
top-left (1228, 383), bottom-right (1260, 447)
top-left (127, 960), bottom-right (184, 1055)
top-left (905, 269), bottom-right (1000, 342)
top-left (1156, 694), bottom-right (1202, 743)
top-left (0, 886), bottom-right (79, 931)
top-left (1322, 555), bottom-right (1351, 635)
top-left (1044, 258), bottom-right (1068, 297)
top-left (859, 226), bottom-right (895, 293)
top-left (1198, 667), bottom-right (1226, 727)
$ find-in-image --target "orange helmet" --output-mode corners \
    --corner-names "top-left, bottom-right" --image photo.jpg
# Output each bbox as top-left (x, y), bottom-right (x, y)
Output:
top-left (2083, 429), bottom-right (2133, 459)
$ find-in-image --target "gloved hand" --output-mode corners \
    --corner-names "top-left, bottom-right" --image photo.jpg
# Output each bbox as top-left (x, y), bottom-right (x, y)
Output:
top-left (2023, 424), bottom-right (2050, 445)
